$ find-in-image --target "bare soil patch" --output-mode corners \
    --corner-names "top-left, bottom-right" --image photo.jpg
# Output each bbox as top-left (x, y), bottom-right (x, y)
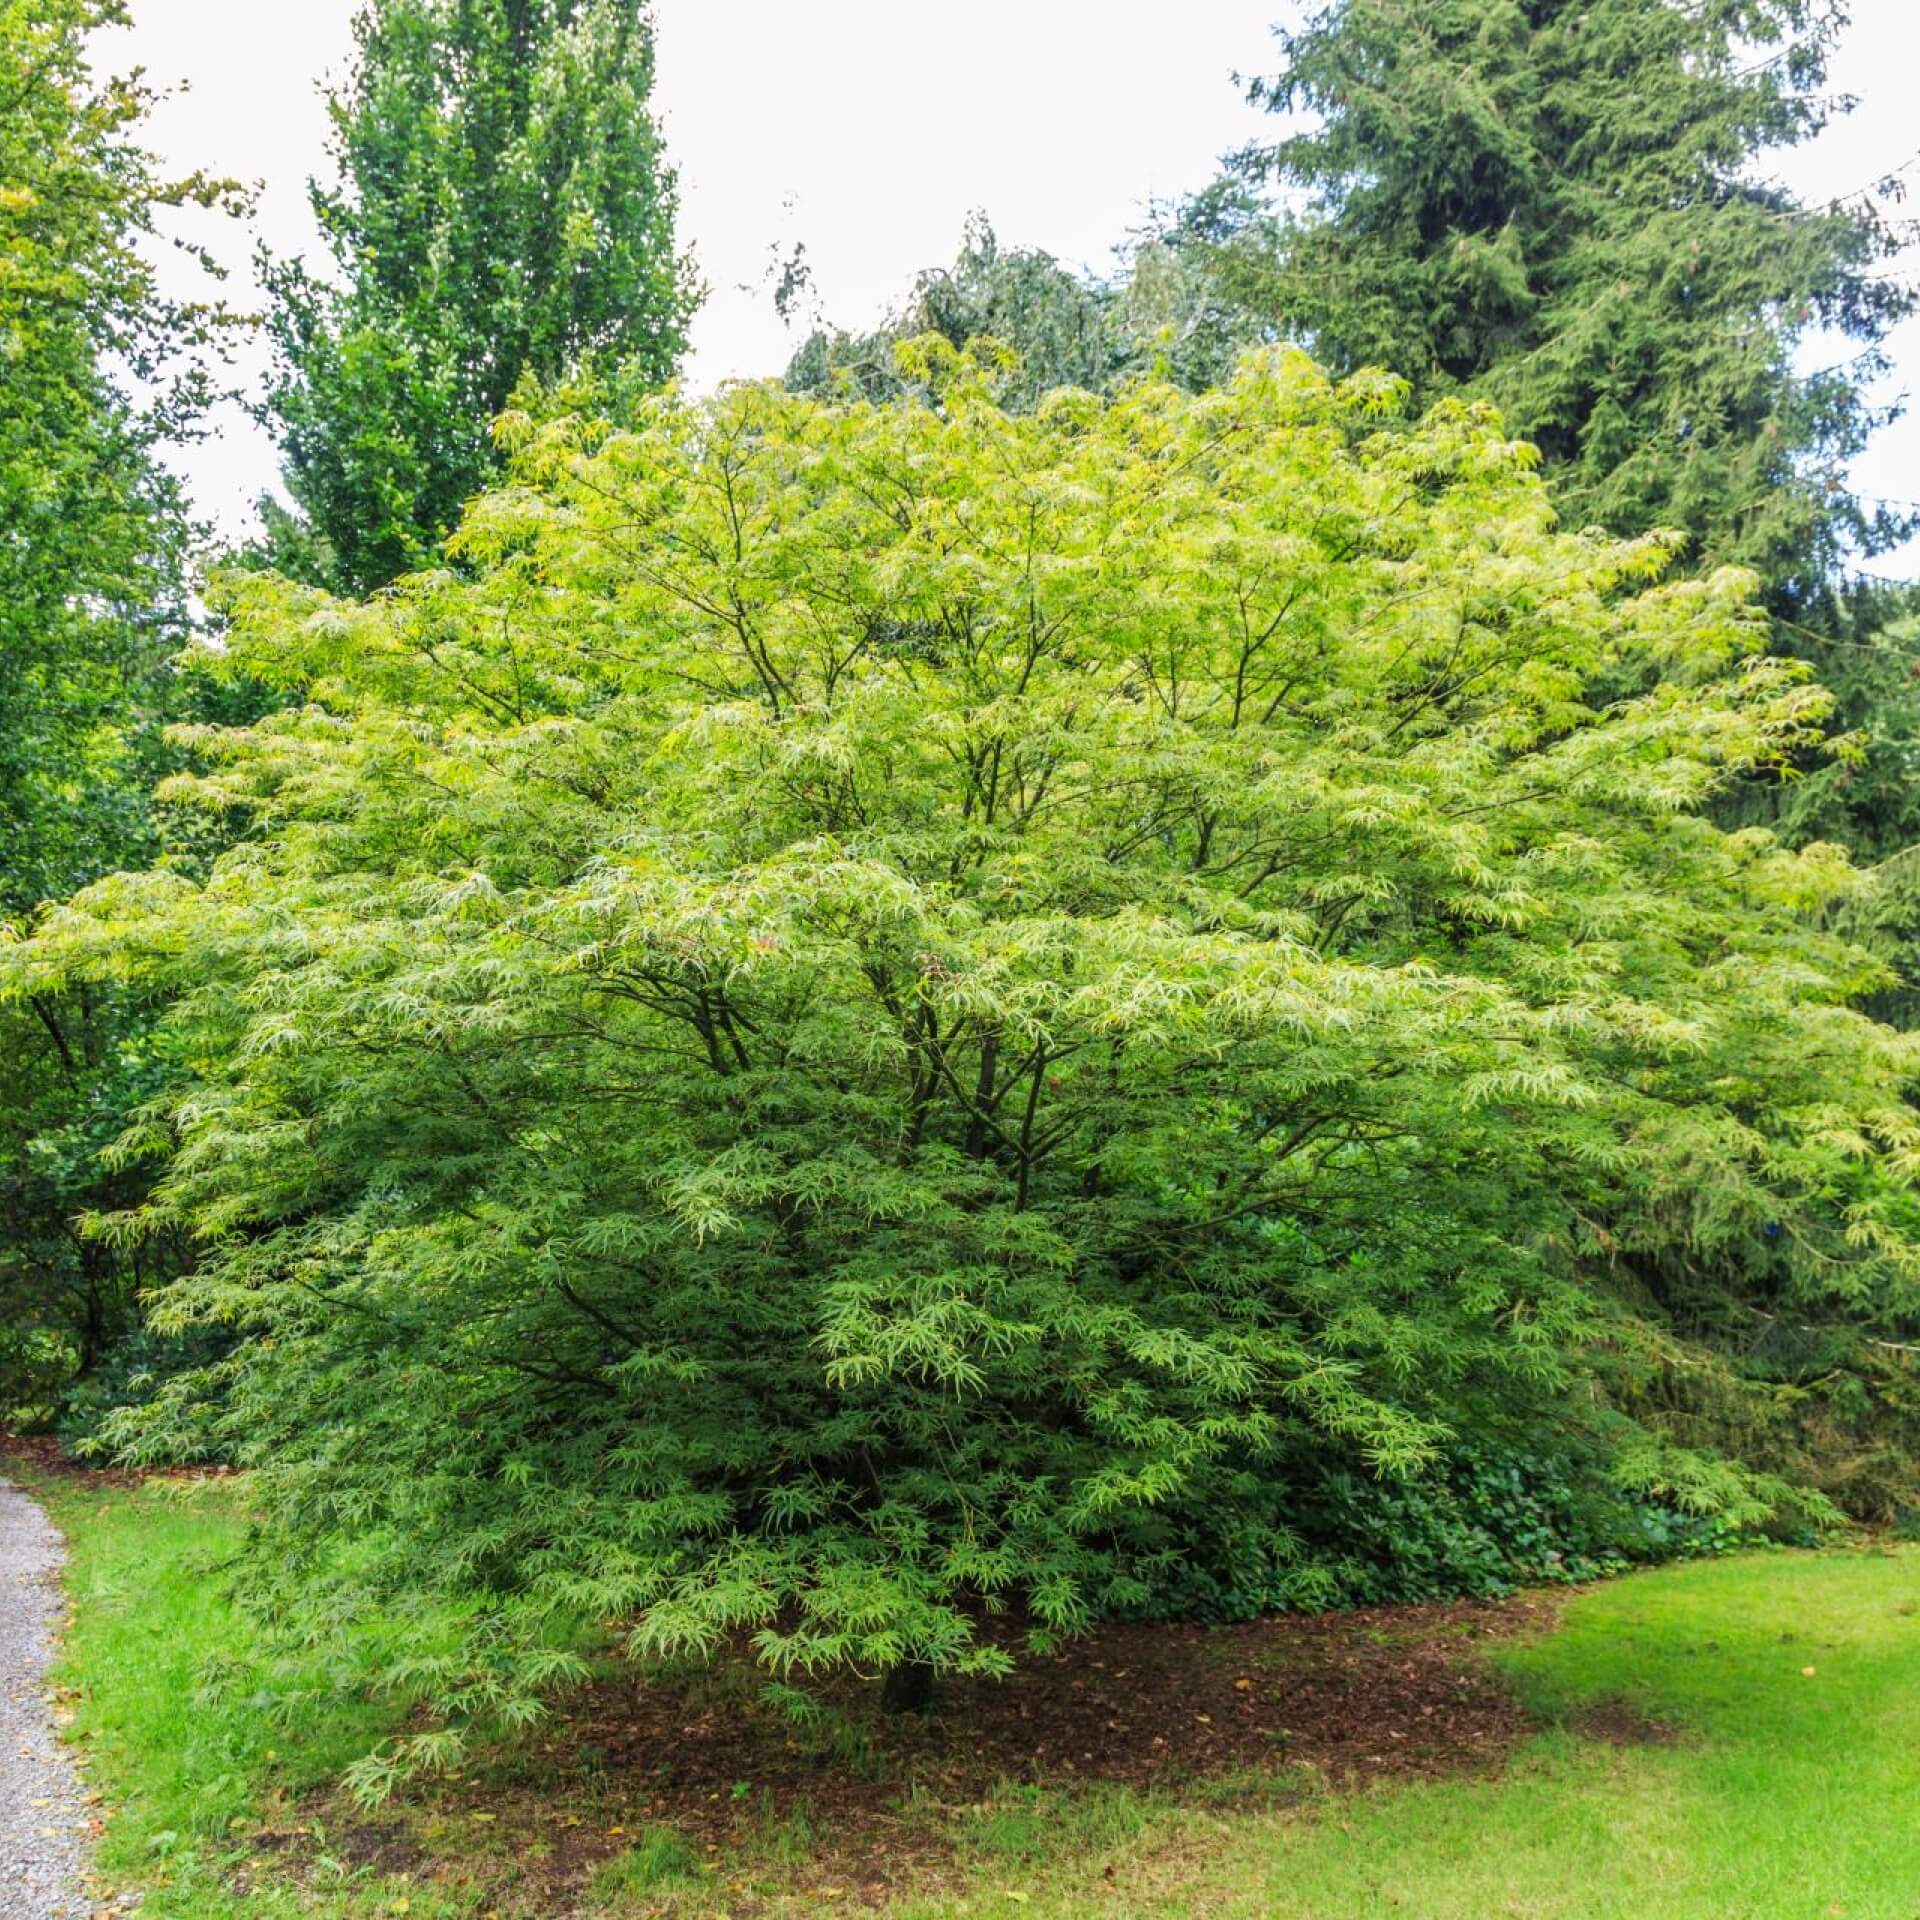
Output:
top-left (1573, 1699), bottom-right (1682, 1747)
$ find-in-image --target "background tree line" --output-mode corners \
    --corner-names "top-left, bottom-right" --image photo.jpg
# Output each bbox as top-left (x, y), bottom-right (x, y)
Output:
top-left (4, 0), bottom-right (1920, 1739)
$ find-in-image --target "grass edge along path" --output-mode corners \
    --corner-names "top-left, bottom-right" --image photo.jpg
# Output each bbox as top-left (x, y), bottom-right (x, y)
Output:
top-left (3, 1457), bottom-right (431, 1920)
top-left (10, 1451), bottom-right (1920, 1918)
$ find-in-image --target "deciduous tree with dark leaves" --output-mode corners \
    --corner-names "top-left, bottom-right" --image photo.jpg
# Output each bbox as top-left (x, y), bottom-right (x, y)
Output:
top-left (0, 0), bottom-right (243, 1418)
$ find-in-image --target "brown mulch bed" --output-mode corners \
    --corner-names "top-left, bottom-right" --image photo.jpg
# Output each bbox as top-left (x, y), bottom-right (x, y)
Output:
top-left (0, 1432), bottom-right (123, 1482)
top-left (0, 1431), bottom-right (233, 1489)
top-left (0, 1437), bottom-right (1566, 1908)
top-left (277, 1593), bottom-right (1560, 1912)
top-left (576, 1595), bottom-right (1548, 1801)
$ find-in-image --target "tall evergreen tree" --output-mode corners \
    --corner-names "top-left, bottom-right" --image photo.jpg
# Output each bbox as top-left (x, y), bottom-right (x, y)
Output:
top-left (1183, 0), bottom-right (1920, 1497)
top-left (1190, 0), bottom-right (1913, 611)
top-left (259, 0), bottom-right (693, 595)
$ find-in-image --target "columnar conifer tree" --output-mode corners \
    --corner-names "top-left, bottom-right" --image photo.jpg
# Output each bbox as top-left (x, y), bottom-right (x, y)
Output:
top-left (260, 0), bottom-right (693, 594)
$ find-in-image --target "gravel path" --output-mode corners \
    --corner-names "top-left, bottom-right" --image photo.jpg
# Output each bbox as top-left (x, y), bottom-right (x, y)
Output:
top-left (0, 1477), bottom-right (88, 1920)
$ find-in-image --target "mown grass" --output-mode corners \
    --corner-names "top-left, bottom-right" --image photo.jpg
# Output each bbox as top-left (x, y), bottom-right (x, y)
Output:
top-left (14, 1455), bottom-right (1920, 1917)
top-left (897, 1547), bottom-right (1920, 1919)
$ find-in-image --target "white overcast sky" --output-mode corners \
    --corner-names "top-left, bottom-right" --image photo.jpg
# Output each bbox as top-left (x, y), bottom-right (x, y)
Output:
top-left (112, 0), bottom-right (1920, 571)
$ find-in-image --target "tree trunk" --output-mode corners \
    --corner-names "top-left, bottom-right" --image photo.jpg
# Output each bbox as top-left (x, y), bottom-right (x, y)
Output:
top-left (881, 1658), bottom-right (936, 1715)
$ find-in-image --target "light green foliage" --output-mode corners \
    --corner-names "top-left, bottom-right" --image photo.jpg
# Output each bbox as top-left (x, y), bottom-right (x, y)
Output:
top-left (1186, 0), bottom-right (1920, 856)
top-left (0, 0), bottom-right (243, 1414)
top-left (259, 0), bottom-right (693, 594)
top-left (11, 347), bottom-right (1920, 1775)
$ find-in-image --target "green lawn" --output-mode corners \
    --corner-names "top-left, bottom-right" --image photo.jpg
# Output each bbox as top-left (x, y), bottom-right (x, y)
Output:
top-left (16, 1459), bottom-right (1920, 1918)
top-left (904, 1549), bottom-right (1920, 1920)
